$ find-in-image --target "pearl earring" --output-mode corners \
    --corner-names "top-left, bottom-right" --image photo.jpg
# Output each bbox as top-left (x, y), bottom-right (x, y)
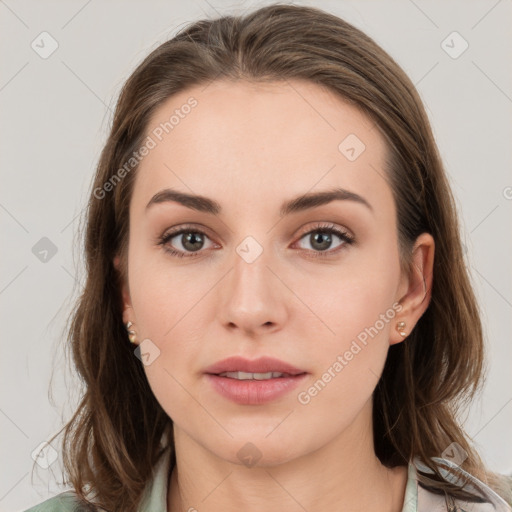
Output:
top-left (396, 321), bottom-right (407, 337)
top-left (125, 321), bottom-right (137, 344)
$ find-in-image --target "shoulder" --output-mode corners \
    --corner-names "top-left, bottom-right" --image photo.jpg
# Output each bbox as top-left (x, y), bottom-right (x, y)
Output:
top-left (23, 491), bottom-right (96, 512)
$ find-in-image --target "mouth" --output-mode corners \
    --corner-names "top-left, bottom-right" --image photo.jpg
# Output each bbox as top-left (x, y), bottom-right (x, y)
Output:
top-left (204, 355), bottom-right (307, 377)
top-left (205, 372), bottom-right (308, 405)
top-left (203, 356), bottom-right (308, 405)
top-left (215, 371), bottom-right (306, 380)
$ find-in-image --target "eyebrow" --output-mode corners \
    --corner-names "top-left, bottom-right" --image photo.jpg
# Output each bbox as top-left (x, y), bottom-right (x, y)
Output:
top-left (145, 187), bottom-right (373, 216)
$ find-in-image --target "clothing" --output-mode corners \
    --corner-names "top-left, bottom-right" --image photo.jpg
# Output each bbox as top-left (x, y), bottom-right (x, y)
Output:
top-left (23, 446), bottom-right (511, 512)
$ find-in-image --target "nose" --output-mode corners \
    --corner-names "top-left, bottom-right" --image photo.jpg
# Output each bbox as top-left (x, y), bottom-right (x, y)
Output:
top-left (216, 246), bottom-right (288, 337)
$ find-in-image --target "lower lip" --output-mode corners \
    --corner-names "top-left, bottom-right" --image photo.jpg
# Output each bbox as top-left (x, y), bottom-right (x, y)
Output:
top-left (205, 373), bottom-right (308, 405)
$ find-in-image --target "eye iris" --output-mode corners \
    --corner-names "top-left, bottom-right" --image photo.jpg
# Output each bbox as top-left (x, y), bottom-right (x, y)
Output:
top-left (182, 232), bottom-right (204, 252)
top-left (311, 231), bottom-right (332, 251)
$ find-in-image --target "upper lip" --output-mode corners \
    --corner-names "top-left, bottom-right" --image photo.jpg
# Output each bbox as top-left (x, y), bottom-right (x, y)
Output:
top-left (204, 356), bottom-right (307, 376)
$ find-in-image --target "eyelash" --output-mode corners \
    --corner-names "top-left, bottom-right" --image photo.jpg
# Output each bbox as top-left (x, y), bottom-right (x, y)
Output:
top-left (157, 222), bottom-right (355, 259)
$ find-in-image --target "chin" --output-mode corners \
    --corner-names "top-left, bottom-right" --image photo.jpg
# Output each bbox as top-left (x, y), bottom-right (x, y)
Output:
top-left (206, 434), bottom-right (308, 469)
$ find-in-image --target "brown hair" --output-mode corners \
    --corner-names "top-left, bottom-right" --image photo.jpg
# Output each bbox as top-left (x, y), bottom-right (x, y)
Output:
top-left (41, 4), bottom-right (511, 511)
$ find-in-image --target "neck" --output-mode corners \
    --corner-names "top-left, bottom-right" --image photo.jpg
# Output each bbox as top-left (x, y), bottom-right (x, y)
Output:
top-left (167, 402), bottom-right (408, 512)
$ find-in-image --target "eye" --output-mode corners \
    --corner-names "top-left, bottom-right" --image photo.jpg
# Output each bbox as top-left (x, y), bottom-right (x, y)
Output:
top-left (157, 222), bottom-right (354, 259)
top-left (157, 225), bottom-right (216, 259)
top-left (294, 222), bottom-right (354, 258)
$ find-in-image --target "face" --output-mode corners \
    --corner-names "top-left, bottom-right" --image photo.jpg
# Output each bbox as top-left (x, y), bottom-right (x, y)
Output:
top-left (115, 79), bottom-right (422, 467)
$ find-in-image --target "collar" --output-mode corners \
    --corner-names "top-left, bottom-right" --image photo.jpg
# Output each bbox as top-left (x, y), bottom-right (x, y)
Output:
top-left (137, 444), bottom-right (172, 511)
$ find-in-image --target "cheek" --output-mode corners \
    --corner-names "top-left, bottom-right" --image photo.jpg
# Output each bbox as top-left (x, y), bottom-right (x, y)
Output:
top-left (294, 284), bottom-right (398, 429)
top-left (127, 252), bottom-right (215, 400)
top-left (295, 237), bottom-right (400, 348)
top-left (128, 237), bottom-right (211, 340)
top-left (294, 241), bottom-right (400, 398)
top-left (129, 271), bottom-right (207, 422)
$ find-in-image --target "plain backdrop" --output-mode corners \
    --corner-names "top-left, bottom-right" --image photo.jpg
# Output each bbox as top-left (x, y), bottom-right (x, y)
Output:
top-left (1, 0), bottom-right (511, 510)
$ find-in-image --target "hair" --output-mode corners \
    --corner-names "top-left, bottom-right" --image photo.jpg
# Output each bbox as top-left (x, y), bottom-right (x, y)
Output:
top-left (41, 3), bottom-right (511, 511)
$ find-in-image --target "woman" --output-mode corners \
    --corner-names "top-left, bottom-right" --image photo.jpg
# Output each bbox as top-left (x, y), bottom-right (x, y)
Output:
top-left (25, 4), bottom-right (511, 512)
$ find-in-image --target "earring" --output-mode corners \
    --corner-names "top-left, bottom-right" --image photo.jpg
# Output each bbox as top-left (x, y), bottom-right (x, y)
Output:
top-left (125, 321), bottom-right (137, 344)
top-left (396, 321), bottom-right (407, 338)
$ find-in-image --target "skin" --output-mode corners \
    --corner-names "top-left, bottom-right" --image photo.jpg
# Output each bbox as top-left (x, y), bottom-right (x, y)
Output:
top-left (114, 79), bottom-right (434, 512)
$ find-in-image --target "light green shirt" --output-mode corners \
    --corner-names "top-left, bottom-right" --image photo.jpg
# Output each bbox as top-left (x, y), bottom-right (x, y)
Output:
top-left (23, 446), bottom-right (511, 511)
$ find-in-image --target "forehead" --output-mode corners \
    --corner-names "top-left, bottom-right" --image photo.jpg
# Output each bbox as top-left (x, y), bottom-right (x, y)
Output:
top-left (131, 79), bottom-right (392, 217)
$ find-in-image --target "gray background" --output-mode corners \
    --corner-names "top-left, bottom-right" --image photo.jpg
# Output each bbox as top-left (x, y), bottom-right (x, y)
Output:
top-left (1, 0), bottom-right (511, 510)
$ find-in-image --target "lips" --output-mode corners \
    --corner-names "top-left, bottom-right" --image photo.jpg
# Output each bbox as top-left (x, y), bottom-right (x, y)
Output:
top-left (204, 356), bottom-right (308, 405)
top-left (206, 373), bottom-right (307, 405)
top-left (204, 356), bottom-right (307, 376)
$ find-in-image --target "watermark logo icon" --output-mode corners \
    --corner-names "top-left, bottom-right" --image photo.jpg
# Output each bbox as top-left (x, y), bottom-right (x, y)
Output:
top-left (32, 237), bottom-right (58, 263)
top-left (441, 32), bottom-right (469, 59)
top-left (442, 441), bottom-right (468, 466)
top-left (134, 338), bottom-right (161, 366)
top-left (237, 442), bottom-right (262, 468)
top-left (236, 236), bottom-right (263, 264)
top-left (338, 134), bottom-right (366, 162)
top-left (31, 441), bottom-right (58, 469)
top-left (31, 31), bottom-right (59, 59)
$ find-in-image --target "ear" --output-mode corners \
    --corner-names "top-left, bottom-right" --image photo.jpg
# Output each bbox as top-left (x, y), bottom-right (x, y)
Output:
top-left (113, 254), bottom-right (134, 325)
top-left (390, 232), bottom-right (435, 345)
